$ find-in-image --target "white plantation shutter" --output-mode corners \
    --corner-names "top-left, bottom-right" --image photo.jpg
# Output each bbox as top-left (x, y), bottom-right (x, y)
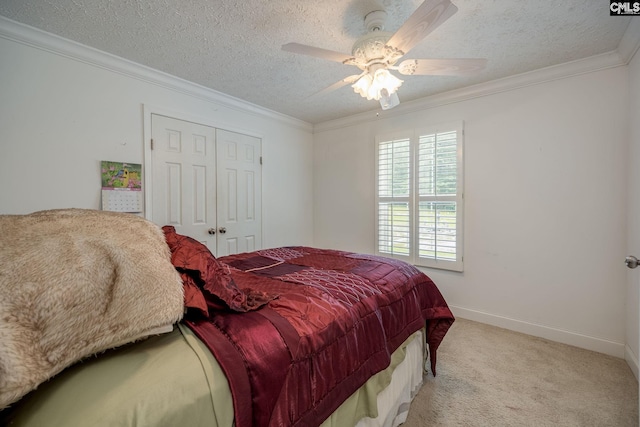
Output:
top-left (417, 130), bottom-right (460, 266)
top-left (377, 137), bottom-right (411, 259)
top-left (375, 123), bottom-right (464, 271)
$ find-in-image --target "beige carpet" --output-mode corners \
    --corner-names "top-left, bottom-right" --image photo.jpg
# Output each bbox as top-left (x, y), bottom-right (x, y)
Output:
top-left (404, 318), bottom-right (639, 427)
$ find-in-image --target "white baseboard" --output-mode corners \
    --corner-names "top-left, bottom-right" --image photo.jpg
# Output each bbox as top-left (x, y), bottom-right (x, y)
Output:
top-left (625, 344), bottom-right (639, 381)
top-left (450, 305), bottom-right (626, 359)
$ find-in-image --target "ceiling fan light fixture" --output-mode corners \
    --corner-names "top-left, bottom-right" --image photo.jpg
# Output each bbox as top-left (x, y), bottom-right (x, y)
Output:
top-left (352, 73), bottom-right (375, 99)
top-left (374, 68), bottom-right (402, 92)
top-left (352, 68), bottom-right (403, 101)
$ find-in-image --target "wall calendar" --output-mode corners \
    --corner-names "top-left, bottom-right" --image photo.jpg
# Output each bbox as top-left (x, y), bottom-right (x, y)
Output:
top-left (100, 161), bottom-right (143, 213)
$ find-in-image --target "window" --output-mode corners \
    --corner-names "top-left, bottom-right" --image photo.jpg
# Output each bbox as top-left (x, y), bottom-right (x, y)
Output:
top-left (376, 122), bottom-right (464, 271)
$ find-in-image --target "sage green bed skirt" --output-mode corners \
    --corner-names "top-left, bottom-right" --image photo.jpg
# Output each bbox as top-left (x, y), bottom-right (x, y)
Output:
top-left (2, 324), bottom-right (422, 427)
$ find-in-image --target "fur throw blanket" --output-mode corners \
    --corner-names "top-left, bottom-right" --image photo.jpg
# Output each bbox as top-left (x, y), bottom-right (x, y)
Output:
top-left (0, 209), bottom-right (184, 409)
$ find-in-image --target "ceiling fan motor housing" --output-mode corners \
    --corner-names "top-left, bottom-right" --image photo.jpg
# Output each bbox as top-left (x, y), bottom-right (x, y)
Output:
top-left (348, 32), bottom-right (403, 70)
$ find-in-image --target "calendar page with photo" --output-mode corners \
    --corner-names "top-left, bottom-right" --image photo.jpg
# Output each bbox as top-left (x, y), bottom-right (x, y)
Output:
top-left (100, 161), bottom-right (143, 213)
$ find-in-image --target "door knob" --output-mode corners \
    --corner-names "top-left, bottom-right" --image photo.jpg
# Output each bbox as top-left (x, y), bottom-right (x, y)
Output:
top-left (218, 227), bottom-right (227, 234)
top-left (208, 228), bottom-right (216, 235)
top-left (625, 255), bottom-right (639, 269)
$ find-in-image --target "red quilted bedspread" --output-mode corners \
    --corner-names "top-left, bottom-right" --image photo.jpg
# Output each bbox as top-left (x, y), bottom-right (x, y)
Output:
top-left (174, 244), bottom-right (454, 427)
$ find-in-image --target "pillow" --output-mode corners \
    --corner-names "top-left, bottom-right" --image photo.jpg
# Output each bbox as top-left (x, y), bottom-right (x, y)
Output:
top-left (0, 209), bottom-right (184, 409)
top-left (162, 226), bottom-right (274, 314)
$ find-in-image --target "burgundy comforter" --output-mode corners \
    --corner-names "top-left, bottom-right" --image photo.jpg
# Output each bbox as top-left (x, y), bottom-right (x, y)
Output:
top-left (163, 230), bottom-right (453, 427)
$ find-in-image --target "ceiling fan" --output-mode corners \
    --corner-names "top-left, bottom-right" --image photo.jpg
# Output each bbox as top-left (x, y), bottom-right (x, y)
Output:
top-left (282, 0), bottom-right (486, 110)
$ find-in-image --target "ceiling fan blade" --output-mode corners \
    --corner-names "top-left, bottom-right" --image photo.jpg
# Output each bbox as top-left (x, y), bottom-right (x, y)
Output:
top-left (314, 74), bottom-right (364, 96)
top-left (397, 58), bottom-right (487, 76)
top-left (282, 42), bottom-right (354, 64)
top-left (386, 0), bottom-right (458, 55)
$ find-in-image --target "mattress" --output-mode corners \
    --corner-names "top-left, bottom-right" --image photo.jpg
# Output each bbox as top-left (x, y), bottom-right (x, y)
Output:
top-left (1, 326), bottom-right (425, 427)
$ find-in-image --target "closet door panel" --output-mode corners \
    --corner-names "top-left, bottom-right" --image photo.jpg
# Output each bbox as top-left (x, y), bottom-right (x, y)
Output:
top-left (151, 114), bottom-right (217, 251)
top-left (216, 129), bottom-right (262, 256)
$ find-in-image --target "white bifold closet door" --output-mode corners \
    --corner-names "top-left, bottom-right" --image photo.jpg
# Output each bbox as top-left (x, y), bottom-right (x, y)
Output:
top-left (151, 114), bottom-right (262, 256)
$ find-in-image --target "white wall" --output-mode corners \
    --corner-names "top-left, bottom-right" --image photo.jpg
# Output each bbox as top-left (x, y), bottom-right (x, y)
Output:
top-left (627, 45), bottom-right (640, 376)
top-left (0, 20), bottom-right (314, 249)
top-left (314, 65), bottom-right (629, 357)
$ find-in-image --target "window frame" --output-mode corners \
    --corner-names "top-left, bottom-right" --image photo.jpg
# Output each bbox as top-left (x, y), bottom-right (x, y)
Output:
top-left (375, 121), bottom-right (464, 272)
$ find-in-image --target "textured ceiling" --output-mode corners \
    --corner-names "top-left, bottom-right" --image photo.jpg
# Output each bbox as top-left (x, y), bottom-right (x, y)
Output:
top-left (0, 0), bottom-right (631, 124)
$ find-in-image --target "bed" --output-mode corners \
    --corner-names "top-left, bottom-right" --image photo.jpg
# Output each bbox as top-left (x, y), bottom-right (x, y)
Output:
top-left (0, 209), bottom-right (454, 427)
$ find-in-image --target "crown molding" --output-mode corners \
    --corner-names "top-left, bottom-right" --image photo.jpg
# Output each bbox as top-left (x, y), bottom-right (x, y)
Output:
top-left (315, 19), bottom-right (640, 133)
top-left (314, 49), bottom-right (626, 133)
top-left (618, 18), bottom-right (640, 64)
top-left (0, 15), bottom-right (313, 133)
top-left (3, 13), bottom-right (637, 136)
